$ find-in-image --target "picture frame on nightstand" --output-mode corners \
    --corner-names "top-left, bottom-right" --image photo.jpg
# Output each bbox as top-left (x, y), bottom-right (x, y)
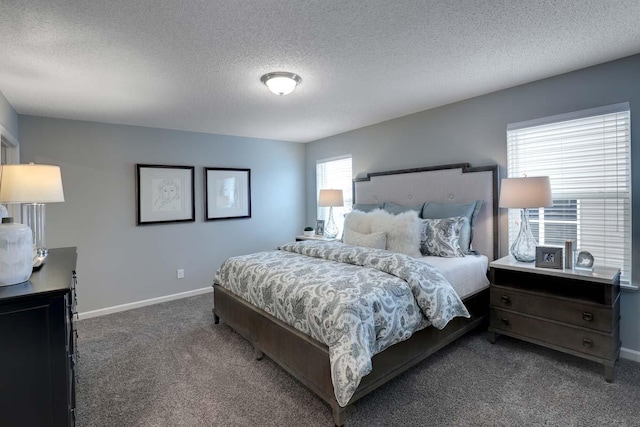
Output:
top-left (315, 219), bottom-right (325, 236)
top-left (535, 246), bottom-right (563, 269)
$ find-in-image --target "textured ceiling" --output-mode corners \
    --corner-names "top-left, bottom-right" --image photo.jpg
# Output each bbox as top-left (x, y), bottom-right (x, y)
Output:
top-left (1, 1), bottom-right (640, 143)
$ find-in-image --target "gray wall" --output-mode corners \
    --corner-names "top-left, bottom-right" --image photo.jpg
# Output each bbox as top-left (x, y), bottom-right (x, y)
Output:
top-left (0, 90), bottom-right (18, 140)
top-left (306, 54), bottom-right (640, 353)
top-left (19, 116), bottom-right (305, 313)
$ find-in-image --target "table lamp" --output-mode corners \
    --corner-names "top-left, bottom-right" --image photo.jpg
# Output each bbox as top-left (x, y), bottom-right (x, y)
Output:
top-left (0, 163), bottom-right (65, 267)
top-left (499, 176), bottom-right (552, 262)
top-left (318, 189), bottom-right (344, 239)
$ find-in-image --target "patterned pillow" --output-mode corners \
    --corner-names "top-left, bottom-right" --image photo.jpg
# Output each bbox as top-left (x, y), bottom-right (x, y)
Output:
top-left (343, 228), bottom-right (387, 249)
top-left (420, 217), bottom-right (466, 257)
top-left (421, 200), bottom-right (483, 254)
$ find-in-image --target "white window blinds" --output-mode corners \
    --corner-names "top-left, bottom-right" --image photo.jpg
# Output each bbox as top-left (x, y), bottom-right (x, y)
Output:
top-left (316, 156), bottom-right (353, 234)
top-left (507, 103), bottom-right (631, 286)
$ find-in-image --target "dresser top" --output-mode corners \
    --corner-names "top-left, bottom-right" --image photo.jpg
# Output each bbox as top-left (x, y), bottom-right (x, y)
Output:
top-left (0, 247), bottom-right (78, 302)
top-left (490, 255), bottom-right (620, 284)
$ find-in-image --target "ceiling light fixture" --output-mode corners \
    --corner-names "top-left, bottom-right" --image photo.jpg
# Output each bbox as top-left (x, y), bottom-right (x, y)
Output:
top-left (260, 72), bottom-right (301, 96)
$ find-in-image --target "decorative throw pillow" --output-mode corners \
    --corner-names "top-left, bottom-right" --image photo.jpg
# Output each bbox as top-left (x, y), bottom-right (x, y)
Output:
top-left (369, 209), bottom-right (421, 257)
top-left (343, 229), bottom-right (387, 249)
top-left (421, 200), bottom-right (483, 254)
top-left (420, 217), bottom-right (466, 257)
top-left (382, 201), bottom-right (425, 215)
top-left (352, 203), bottom-right (383, 213)
top-left (344, 210), bottom-right (376, 234)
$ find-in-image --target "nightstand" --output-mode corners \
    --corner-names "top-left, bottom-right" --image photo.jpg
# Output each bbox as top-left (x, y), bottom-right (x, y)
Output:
top-left (488, 255), bottom-right (621, 382)
top-left (295, 235), bottom-right (338, 242)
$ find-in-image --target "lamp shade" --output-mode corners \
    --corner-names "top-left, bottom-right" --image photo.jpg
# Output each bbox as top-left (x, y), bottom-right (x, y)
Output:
top-left (318, 189), bottom-right (344, 207)
top-left (499, 176), bottom-right (552, 209)
top-left (0, 164), bottom-right (65, 203)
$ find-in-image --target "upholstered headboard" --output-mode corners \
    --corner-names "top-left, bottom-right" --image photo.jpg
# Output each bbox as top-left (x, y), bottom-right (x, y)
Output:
top-left (353, 163), bottom-right (499, 261)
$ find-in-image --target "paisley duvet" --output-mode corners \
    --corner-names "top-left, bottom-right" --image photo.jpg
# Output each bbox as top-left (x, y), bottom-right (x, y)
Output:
top-left (214, 241), bottom-right (469, 407)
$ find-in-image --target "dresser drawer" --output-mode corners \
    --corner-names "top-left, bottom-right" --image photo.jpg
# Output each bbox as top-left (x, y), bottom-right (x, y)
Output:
top-left (491, 285), bottom-right (615, 332)
top-left (491, 308), bottom-right (617, 360)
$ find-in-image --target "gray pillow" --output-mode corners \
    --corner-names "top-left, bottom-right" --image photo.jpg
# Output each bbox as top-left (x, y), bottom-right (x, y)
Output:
top-left (420, 217), bottom-right (466, 257)
top-left (352, 203), bottom-right (383, 212)
top-left (421, 200), bottom-right (483, 253)
top-left (382, 201), bottom-right (424, 215)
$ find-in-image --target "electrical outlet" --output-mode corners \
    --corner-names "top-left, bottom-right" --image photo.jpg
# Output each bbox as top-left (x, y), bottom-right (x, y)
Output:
top-left (177, 269), bottom-right (184, 279)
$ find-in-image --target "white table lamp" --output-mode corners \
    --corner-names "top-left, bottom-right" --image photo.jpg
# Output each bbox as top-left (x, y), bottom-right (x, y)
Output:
top-left (318, 189), bottom-right (344, 239)
top-left (499, 176), bottom-right (552, 262)
top-left (0, 163), bottom-right (65, 267)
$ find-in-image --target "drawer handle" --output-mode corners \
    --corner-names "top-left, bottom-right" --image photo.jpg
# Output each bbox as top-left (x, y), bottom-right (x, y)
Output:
top-left (582, 312), bottom-right (593, 322)
top-left (583, 338), bottom-right (593, 347)
top-left (501, 295), bottom-right (511, 304)
top-left (501, 318), bottom-right (510, 326)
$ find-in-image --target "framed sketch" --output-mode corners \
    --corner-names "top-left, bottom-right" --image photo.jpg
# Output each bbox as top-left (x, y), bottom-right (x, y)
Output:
top-left (535, 246), bottom-right (563, 269)
top-left (205, 168), bottom-right (251, 220)
top-left (316, 219), bottom-right (325, 236)
top-left (136, 164), bottom-right (195, 225)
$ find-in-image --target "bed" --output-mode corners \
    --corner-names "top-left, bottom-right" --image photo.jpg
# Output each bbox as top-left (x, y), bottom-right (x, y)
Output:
top-left (213, 163), bottom-right (498, 425)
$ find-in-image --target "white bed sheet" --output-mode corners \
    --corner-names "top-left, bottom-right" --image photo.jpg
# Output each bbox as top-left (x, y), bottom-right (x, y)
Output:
top-left (414, 255), bottom-right (489, 299)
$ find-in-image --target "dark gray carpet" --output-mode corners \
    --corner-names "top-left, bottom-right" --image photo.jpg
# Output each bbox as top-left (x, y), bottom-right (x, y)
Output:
top-left (77, 294), bottom-right (640, 426)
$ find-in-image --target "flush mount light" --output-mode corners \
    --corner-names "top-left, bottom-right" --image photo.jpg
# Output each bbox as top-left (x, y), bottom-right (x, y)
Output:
top-left (260, 72), bottom-right (301, 96)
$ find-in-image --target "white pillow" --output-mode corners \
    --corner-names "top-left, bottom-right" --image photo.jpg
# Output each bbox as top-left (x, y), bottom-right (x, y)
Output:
top-left (369, 209), bottom-right (421, 257)
top-left (344, 209), bottom-right (376, 234)
top-left (343, 229), bottom-right (387, 249)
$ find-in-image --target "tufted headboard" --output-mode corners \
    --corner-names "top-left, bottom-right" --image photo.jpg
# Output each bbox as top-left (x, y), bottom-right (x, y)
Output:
top-left (353, 163), bottom-right (499, 261)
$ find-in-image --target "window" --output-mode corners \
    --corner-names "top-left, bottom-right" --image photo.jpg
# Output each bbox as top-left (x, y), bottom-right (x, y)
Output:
top-left (529, 199), bottom-right (578, 247)
top-left (507, 103), bottom-right (631, 286)
top-left (316, 155), bottom-right (352, 235)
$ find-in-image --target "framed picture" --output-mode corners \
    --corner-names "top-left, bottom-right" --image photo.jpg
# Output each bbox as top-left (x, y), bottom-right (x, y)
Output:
top-left (316, 219), bottom-right (325, 236)
top-left (535, 246), bottom-right (563, 269)
top-left (136, 164), bottom-right (195, 225)
top-left (205, 168), bottom-right (251, 220)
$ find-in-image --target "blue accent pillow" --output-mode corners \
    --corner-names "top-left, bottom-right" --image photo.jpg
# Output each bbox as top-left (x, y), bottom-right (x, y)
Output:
top-left (382, 201), bottom-right (424, 215)
top-left (352, 203), bottom-right (383, 212)
top-left (421, 200), bottom-right (483, 254)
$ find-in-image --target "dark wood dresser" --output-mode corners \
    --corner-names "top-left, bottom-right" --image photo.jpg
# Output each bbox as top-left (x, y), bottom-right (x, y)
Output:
top-left (0, 247), bottom-right (78, 427)
top-left (488, 255), bottom-right (620, 381)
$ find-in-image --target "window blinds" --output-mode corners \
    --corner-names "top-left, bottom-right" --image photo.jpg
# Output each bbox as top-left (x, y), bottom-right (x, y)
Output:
top-left (507, 103), bottom-right (631, 286)
top-left (316, 156), bottom-right (353, 233)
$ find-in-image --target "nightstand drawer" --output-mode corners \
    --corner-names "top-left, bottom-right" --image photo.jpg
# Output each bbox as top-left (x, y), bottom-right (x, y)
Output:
top-left (490, 285), bottom-right (616, 333)
top-left (491, 308), bottom-right (616, 359)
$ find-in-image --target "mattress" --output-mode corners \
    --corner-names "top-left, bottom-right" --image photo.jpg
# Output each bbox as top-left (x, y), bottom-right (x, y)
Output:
top-left (414, 255), bottom-right (489, 299)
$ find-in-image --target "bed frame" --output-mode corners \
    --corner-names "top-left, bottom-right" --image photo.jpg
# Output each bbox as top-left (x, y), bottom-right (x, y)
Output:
top-left (213, 163), bottom-right (498, 426)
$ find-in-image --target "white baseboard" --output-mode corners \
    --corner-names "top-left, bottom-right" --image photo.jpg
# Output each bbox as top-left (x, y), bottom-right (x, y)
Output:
top-left (620, 347), bottom-right (640, 363)
top-left (78, 287), bottom-right (213, 320)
